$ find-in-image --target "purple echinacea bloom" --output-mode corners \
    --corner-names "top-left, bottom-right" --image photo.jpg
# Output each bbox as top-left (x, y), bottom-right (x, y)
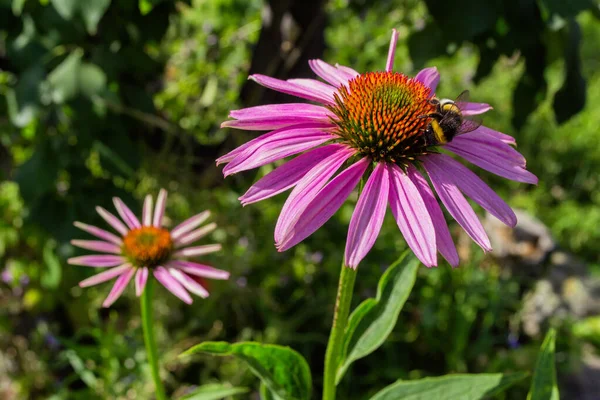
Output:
top-left (68, 189), bottom-right (229, 307)
top-left (218, 29), bottom-right (537, 269)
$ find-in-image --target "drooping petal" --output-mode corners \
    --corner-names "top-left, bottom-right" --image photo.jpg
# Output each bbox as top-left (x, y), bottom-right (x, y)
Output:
top-left (385, 29), bottom-right (399, 72)
top-left (220, 122), bottom-right (333, 174)
top-left (135, 267), bottom-right (149, 296)
top-left (68, 255), bottom-right (127, 267)
top-left (74, 222), bottom-right (123, 245)
top-left (309, 59), bottom-right (352, 87)
top-left (388, 164), bottom-right (437, 267)
top-left (112, 197), bottom-right (141, 229)
top-left (174, 223), bottom-right (217, 247)
top-left (169, 268), bottom-right (209, 298)
top-left (167, 260), bottom-right (230, 280)
top-left (249, 75), bottom-right (335, 105)
top-left (277, 157), bottom-right (369, 251)
top-left (448, 132), bottom-right (526, 165)
top-left (461, 102), bottom-right (492, 116)
top-left (274, 144), bottom-right (356, 243)
top-left (170, 211), bottom-right (211, 240)
top-left (473, 125), bottom-right (516, 145)
top-left (222, 128), bottom-right (335, 177)
top-left (415, 67), bottom-right (440, 93)
top-left (288, 78), bottom-right (338, 103)
top-left (426, 154), bottom-right (517, 227)
top-left (173, 244), bottom-right (222, 258)
top-left (407, 166), bottom-right (459, 267)
top-left (95, 206), bottom-right (129, 236)
top-left (154, 266), bottom-right (193, 304)
top-left (102, 267), bottom-right (136, 307)
top-left (424, 158), bottom-right (492, 251)
top-left (71, 240), bottom-right (121, 254)
top-left (239, 144), bottom-right (340, 205)
top-left (79, 264), bottom-right (131, 288)
top-left (152, 189), bottom-right (167, 228)
top-left (142, 195), bottom-right (153, 226)
top-left (446, 136), bottom-right (538, 184)
top-left (345, 163), bottom-right (390, 269)
top-left (222, 104), bottom-right (334, 130)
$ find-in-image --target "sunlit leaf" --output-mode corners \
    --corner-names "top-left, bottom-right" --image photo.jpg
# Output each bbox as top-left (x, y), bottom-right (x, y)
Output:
top-left (182, 341), bottom-right (312, 400)
top-left (370, 373), bottom-right (528, 400)
top-left (48, 50), bottom-right (82, 103)
top-left (181, 383), bottom-right (249, 400)
top-left (527, 329), bottom-right (559, 400)
top-left (337, 250), bottom-right (419, 383)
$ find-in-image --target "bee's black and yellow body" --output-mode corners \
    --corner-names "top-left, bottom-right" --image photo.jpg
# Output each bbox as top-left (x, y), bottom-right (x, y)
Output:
top-left (423, 98), bottom-right (464, 146)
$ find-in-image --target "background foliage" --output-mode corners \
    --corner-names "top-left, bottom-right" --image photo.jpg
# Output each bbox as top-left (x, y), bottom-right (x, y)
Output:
top-left (1, 0), bottom-right (599, 398)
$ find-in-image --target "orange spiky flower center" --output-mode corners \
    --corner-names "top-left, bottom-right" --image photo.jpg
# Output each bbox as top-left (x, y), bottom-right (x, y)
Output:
top-left (123, 226), bottom-right (173, 267)
top-left (328, 71), bottom-right (436, 165)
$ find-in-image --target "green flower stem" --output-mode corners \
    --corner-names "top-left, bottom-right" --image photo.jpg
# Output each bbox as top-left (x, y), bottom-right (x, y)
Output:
top-left (141, 278), bottom-right (167, 400)
top-left (323, 263), bottom-right (358, 400)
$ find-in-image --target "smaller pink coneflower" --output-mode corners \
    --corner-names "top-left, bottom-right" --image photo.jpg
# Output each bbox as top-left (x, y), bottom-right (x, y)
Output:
top-left (68, 189), bottom-right (229, 307)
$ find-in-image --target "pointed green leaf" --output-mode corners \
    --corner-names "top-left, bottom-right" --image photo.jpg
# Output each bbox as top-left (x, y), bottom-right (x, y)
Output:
top-left (79, 0), bottom-right (110, 35)
top-left (527, 329), bottom-right (559, 400)
top-left (182, 342), bottom-right (312, 400)
top-left (181, 383), bottom-right (249, 400)
top-left (51, 0), bottom-right (77, 19)
top-left (337, 251), bottom-right (419, 383)
top-left (48, 50), bottom-right (82, 103)
top-left (370, 373), bottom-right (528, 400)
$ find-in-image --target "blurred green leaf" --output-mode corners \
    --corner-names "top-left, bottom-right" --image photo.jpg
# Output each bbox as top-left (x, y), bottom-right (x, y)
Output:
top-left (41, 240), bottom-right (62, 289)
top-left (370, 373), bottom-right (528, 400)
top-left (181, 383), bottom-right (249, 400)
top-left (139, 0), bottom-right (163, 15)
top-left (11, 0), bottom-right (26, 15)
top-left (6, 64), bottom-right (44, 127)
top-left (527, 329), bottom-right (559, 400)
top-left (182, 341), bottom-right (312, 400)
top-left (48, 50), bottom-right (83, 103)
top-left (337, 250), bottom-right (419, 383)
top-left (78, 62), bottom-right (107, 97)
top-left (572, 316), bottom-right (600, 348)
top-left (51, 0), bottom-right (78, 20)
top-left (80, 0), bottom-right (110, 35)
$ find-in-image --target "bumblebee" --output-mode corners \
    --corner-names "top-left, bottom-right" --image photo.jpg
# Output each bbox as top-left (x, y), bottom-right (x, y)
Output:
top-left (421, 90), bottom-right (482, 146)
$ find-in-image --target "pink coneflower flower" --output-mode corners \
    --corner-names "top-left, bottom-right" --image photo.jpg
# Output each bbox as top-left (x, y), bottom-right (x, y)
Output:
top-left (218, 30), bottom-right (537, 269)
top-left (68, 189), bottom-right (229, 307)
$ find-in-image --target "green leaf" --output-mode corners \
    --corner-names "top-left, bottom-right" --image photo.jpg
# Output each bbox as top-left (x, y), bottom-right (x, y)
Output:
top-left (79, 0), bottom-right (110, 35)
top-left (48, 50), bottom-right (82, 103)
top-left (41, 240), bottom-right (62, 289)
top-left (370, 373), bottom-right (528, 400)
top-left (181, 383), bottom-right (249, 400)
top-left (336, 251), bottom-right (419, 383)
top-left (51, 0), bottom-right (78, 19)
top-left (182, 342), bottom-right (312, 400)
top-left (527, 329), bottom-right (559, 400)
top-left (78, 62), bottom-right (107, 97)
top-left (139, 0), bottom-right (163, 15)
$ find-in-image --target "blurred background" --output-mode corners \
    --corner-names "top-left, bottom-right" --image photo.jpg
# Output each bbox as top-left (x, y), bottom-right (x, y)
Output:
top-left (1, 0), bottom-right (600, 399)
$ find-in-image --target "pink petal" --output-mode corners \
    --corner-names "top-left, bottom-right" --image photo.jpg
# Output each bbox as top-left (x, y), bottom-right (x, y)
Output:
top-left (169, 268), bottom-right (209, 298)
top-left (424, 158), bottom-right (492, 251)
top-left (112, 197), bottom-right (141, 229)
top-left (407, 166), bottom-right (459, 267)
top-left (79, 264), bottom-right (132, 288)
top-left (68, 255), bottom-right (127, 267)
top-left (170, 211), bottom-right (211, 240)
top-left (345, 163), bottom-right (390, 269)
top-left (154, 267), bottom-right (193, 304)
top-left (222, 128), bottom-right (335, 177)
top-left (461, 102), bottom-right (492, 116)
top-left (74, 222), bottom-right (123, 245)
top-left (473, 126), bottom-right (516, 145)
top-left (249, 75), bottom-right (335, 105)
top-left (222, 104), bottom-right (334, 130)
top-left (174, 223), bottom-right (217, 247)
top-left (277, 158), bottom-right (369, 251)
top-left (135, 267), bottom-right (149, 296)
top-left (449, 132), bottom-right (526, 165)
top-left (309, 59), bottom-right (352, 87)
top-left (96, 206), bottom-right (129, 236)
top-left (153, 189), bottom-right (167, 228)
top-left (426, 154), bottom-right (517, 227)
top-left (414, 67), bottom-right (440, 93)
top-left (167, 260), bottom-right (230, 280)
top-left (239, 144), bottom-right (340, 205)
top-left (71, 240), bottom-right (121, 254)
top-left (173, 244), bottom-right (222, 258)
top-left (388, 164), bottom-right (437, 267)
top-left (288, 78), bottom-right (338, 101)
top-left (274, 144), bottom-right (356, 243)
top-left (142, 195), bottom-right (153, 226)
top-left (102, 267), bottom-right (136, 307)
top-left (386, 29), bottom-right (399, 72)
top-left (446, 137), bottom-right (538, 184)
top-left (334, 64), bottom-right (360, 79)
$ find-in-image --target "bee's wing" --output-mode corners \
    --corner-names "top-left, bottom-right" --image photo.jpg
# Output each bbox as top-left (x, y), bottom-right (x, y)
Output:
top-left (454, 90), bottom-right (470, 108)
top-left (458, 115), bottom-right (483, 134)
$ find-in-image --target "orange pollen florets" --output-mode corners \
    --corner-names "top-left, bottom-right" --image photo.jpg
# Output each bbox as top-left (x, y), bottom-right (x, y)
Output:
top-left (122, 226), bottom-right (173, 268)
top-left (328, 71), bottom-right (436, 164)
